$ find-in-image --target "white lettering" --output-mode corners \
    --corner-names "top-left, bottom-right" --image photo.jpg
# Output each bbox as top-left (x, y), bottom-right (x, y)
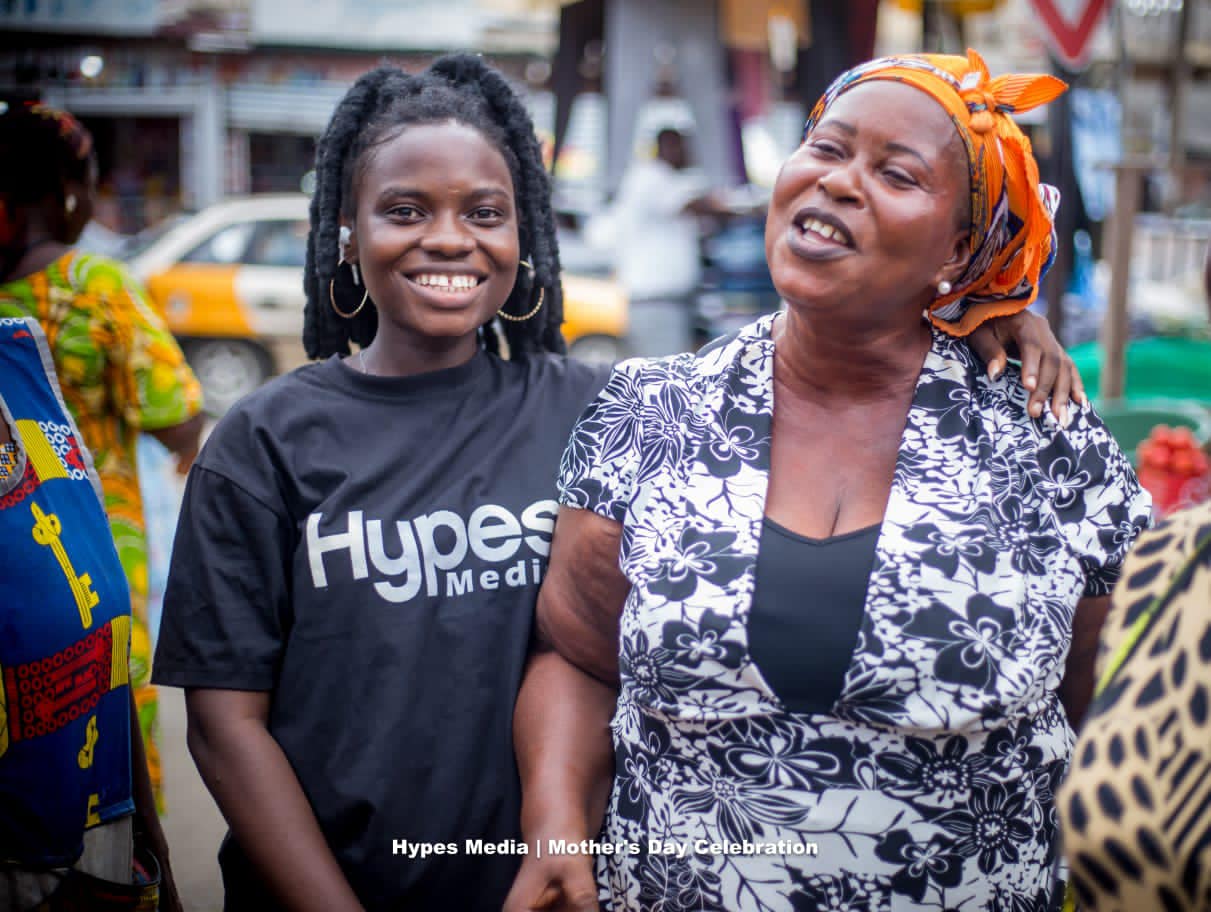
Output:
top-left (521, 499), bottom-right (557, 556)
top-left (505, 559), bottom-right (527, 587)
top-left (649, 839), bottom-right (687, 858)
top-left (307, 511), bottom-right (367, 587)
top-left (413, 510), bottom-right (468, 597)
top-left (480, 569), bottom-right (499, 590)
top-left (392, 840), bottom-right (456, 858)
top-left (367, 520), bottom-right (422, 603)
top-left (468, 504), bottom-right (522, 562)
top-left (446, 568), bottom-right (474, 596)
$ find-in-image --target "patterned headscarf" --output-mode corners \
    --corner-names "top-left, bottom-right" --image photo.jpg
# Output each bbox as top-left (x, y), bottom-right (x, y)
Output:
top-left (803, 49), bottom-right (1067, 336)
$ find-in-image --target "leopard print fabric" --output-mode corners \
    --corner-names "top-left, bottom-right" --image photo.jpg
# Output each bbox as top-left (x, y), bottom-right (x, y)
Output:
top-left (1059, 500), bottom-right (1211, 911)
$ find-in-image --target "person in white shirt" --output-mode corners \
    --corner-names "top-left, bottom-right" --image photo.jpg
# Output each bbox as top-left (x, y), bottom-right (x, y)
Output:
top-left (610, 128), bottom-right (722, 357)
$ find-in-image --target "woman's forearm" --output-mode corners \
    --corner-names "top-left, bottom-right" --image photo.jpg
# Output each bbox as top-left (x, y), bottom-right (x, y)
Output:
top-left (185, 690), bottom-right (363, 912)
top-left (514, 650), bottom-right (617, 842)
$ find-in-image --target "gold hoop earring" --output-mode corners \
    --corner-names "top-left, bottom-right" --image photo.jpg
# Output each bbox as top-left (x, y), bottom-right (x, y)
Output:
top-left (498, 258), bottom-right (544, 322)
top-left (330, 278), bottom-right (369, 319)
top-left (498, 287), bottom-right (544, 322)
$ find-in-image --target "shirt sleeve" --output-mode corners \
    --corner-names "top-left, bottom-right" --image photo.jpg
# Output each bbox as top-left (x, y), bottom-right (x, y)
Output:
top-left (79, 255), bottom-right (204, 431)
top-left (1037, 403), bottom-right (1153, 597)
top-left (557, 358), bottom-right (648, 524)
top-left (152, 465), bottom-right (293, 691)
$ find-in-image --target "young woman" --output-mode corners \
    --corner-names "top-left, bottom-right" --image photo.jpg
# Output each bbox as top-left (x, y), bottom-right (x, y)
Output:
top-left (152, 54), bottom-right (1087, 911)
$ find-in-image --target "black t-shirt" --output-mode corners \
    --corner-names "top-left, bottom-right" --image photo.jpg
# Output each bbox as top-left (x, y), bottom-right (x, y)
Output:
top-left (152, 350), bottom-right (609, 911)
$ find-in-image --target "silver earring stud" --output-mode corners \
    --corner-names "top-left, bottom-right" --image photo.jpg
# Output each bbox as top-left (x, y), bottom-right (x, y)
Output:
top-left (65, 194), bottom-right (77, 215)
top-left (937, 280), bottom-right (952, 295)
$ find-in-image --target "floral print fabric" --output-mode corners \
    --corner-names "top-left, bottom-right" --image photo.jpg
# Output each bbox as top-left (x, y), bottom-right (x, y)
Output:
top-left (558, 314), bottom-right (1151, 911)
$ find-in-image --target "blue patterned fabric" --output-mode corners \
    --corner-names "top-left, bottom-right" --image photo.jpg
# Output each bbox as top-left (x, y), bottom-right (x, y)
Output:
top-left (0, 317), bottom-right (134, 866)
top-left (559, 314), bottom-right (1152, 911)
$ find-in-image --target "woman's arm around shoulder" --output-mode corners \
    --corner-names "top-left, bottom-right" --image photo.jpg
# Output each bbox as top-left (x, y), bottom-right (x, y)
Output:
top-left (968, 308), bottom-right (1086, 421)
top-left (504, 507), bottom-right (631, 912)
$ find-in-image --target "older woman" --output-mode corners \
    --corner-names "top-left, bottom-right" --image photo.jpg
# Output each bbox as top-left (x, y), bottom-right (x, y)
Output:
top-left (505, 50), bottom-right (1152, 912)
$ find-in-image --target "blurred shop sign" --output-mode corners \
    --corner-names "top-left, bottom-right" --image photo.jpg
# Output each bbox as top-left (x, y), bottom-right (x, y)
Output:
top-left (891, 0), bottom-right (1004, 16)
top-left (252, 0), bottom-right (479, 49)
top-left (0, 0), bottom-right (159, 35)
top-left (1028, 0), bottom-right (1110, 70)
top-left (1070, 87), bottom-right (1121, 221)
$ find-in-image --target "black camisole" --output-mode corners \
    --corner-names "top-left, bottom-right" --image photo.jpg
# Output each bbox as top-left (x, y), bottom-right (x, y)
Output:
top-left (747, 518), bottom-right (881, 715)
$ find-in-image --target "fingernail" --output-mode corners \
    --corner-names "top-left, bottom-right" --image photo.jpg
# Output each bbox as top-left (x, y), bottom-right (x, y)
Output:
top-left (1061, 405), bottom-right (1071, 429)
top-left (1025, 375), bottom-right (1037, 390)
top-left (989, 365), bottom-right (1003, 381)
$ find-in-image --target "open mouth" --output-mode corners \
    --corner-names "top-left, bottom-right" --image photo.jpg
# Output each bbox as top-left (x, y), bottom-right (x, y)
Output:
top-left (792, 209), bottom-right (856, 249)
top-left (406, 272), bottom-right (486, 294)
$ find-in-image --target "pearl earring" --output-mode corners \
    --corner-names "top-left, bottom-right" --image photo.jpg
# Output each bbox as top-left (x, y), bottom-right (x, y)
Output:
top-left (337, 225), bottom-right (360, 286)
top-left (65, 194), bottom-right (77, 215)
top-left (937, 280), bottom-right (952, 295)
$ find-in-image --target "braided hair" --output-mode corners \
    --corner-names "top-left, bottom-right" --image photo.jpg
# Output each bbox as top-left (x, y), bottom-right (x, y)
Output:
top-left (0, 101), bottom-right (94, 277)
top-left (303, 54), bottom-right (565, 361)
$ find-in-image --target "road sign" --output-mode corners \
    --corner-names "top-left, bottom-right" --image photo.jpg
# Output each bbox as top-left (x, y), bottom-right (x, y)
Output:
top-left (1029, 0), bottom-right (1110, 70)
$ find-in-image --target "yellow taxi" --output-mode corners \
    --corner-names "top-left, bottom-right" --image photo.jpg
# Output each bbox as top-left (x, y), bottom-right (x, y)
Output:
top-left (128, 194), bottom-right (628, 414)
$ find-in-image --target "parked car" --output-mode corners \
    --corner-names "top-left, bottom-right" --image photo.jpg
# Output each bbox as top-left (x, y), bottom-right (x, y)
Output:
top-left (129, 194), bottom-right (628, 414)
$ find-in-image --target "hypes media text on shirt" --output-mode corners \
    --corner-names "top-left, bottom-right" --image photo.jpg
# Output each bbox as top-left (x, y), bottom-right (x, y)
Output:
top-left (306, 499), bottom-right (557, 603)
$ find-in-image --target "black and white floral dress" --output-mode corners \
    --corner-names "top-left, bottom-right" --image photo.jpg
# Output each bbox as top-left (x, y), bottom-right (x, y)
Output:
top-left (558, 314), bottom-right (1152, 912)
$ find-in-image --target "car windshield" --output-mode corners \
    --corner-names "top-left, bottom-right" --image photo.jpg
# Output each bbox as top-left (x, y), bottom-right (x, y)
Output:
top-left (121, 212), bottom-right (193, 260)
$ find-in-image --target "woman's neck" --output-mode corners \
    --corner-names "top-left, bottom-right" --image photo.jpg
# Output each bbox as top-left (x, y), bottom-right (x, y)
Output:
top-left (3, 237), bottom-right (70, 284)
top-left (358, 330), bottom-right (481, 378)
top-left (773, 306), bottom-right (932, 405)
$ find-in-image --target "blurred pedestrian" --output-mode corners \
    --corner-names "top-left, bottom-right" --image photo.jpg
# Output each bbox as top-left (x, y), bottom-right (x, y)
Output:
top-left (0, 100), bottom-right (205, 812)
top-left (0, 316), bottom-right (181, 911)
top-left (608, 127), bottom-right (727, 357)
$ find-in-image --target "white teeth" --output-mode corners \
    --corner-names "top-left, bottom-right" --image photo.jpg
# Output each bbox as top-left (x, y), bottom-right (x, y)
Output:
top-left (800, 218), bottom-right (843, 244)
top-left (413, 274), bottom-right (479, 291)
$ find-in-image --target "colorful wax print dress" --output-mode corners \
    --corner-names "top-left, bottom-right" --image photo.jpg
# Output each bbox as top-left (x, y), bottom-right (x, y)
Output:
top-left (0, 252), bottom-right (202, 804)
top-left (558, 314), bottom-right (1152, 912)
top-left (0, 317), bottom-right (135, 865)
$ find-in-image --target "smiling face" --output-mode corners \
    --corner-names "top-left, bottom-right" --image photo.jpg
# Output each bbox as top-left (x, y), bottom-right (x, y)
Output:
top-left (765, 81), bottom-right (972, 329)
top-left (343, 120), bottom-right (520, 358)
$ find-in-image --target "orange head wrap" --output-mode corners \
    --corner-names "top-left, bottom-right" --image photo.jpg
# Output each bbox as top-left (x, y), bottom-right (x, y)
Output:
top-left (803, 49), bottom-right (1067, 336)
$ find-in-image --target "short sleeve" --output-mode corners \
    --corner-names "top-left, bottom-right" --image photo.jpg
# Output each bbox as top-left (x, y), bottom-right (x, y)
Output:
top-left (152, 466), bottom-right (293, 691)
top-left (77, 255), bottom-right (204, 430)
top-left (557, 358), bottom-right (648, 524)
top-left (1037, 403), bottom-right (1153, 597)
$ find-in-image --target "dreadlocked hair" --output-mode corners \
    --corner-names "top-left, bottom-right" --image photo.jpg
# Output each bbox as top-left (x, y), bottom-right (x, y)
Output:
top-left (303, 54), bottom-right (565, 362)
